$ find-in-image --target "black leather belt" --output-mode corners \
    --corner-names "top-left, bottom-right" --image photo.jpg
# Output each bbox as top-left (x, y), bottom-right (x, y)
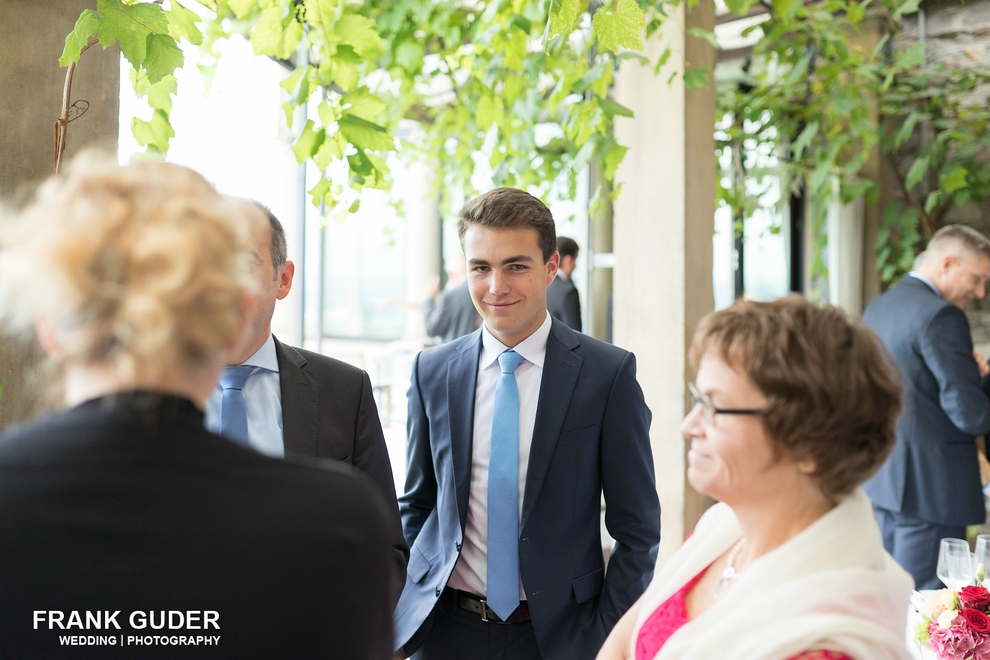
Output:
top-left (448, 589), bottom-right (531, 624)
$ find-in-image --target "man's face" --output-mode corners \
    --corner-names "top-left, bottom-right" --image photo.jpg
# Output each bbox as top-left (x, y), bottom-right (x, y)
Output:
top-left (463, 224), bottom-right (558, 347)
top-left (940, 252), bottom-right (990, 310)
top-left (233, 224), bottom-right (293, 363)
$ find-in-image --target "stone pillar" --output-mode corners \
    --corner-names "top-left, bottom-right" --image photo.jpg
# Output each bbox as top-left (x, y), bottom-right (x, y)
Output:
top-left (612, 0), bottom-right (716, 565)
top-left (0, 0), bottom-right (120, 429)
top-left (403, 159), bottom-right (442, 342)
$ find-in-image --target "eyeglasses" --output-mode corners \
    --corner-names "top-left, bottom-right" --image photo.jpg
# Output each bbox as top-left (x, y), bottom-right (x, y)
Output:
top-left (688, 382), bottom-right (767, 425)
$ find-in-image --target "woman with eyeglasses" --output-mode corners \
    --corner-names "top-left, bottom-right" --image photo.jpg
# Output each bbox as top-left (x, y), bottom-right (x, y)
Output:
top-left (597, 297), bottom-right (913, 660)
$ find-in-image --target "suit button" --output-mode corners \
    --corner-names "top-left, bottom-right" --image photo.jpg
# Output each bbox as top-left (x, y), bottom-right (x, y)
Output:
top-left (435, 586), bottom-right (441, 597)
top-left (456, 542), bottom-right (462, 552)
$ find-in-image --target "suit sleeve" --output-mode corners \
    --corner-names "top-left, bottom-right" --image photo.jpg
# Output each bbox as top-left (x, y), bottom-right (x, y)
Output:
top-left (423, 292), bottom-right (452, 339)
top-left (398, 353), bottom-right (438, 547)
top-left (563, 286), bottom-right (582, 332)
top-left (352, 370), bottom-right (410, 609)
top-left (921, 305), bottom-right (990, 437)
top-left (598, 352), bottom-right (661, 630)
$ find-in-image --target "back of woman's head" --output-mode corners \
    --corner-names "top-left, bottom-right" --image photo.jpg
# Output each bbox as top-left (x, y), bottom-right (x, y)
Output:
top-left (0, 153), bottom-right (263, 382)
top-left (690, 296), bottom-right (903, 500)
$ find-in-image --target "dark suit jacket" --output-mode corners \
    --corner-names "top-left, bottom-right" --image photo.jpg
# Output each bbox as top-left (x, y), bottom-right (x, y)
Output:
top-left (421, 282), bottom-right (481, 344)
top-left (394, 319), bottom-right (660, 660)
top-left (863, 275), bottom-right (990, 526)
top-left (0, 392), bottom-right (393, 659)
top-left (274, 336), bottom-right (409, 604)
top-left (547, 274), bottom-right (582, 331)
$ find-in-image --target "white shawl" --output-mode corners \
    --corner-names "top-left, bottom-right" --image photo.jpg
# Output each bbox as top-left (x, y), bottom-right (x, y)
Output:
top-left (629, 490), bottom-right (913, 660)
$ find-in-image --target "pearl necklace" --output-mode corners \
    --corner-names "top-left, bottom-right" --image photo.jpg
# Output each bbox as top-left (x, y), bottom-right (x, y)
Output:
top-left (712, 538), bottom-right (746, 599)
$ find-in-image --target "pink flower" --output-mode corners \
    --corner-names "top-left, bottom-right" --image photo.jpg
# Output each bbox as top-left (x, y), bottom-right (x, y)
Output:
top-left (928, 616), bottom-right (990, 659)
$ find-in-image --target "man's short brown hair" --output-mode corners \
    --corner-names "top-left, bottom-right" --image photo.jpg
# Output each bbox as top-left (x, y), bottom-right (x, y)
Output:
top-left (690, 296), bottom-right (902, 501)
top-left (457, 188), bottom-right (556, 263)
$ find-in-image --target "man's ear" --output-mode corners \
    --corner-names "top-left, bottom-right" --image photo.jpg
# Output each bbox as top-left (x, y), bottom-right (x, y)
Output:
top-left (546, 251), bottom-right (560, 286)
top-left (34, 314), bottom-right (61, 357)
top-left (276, 261), bottom-right (295, 301)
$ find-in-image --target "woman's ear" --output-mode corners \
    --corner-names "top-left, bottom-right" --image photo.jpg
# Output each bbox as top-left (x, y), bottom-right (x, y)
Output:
top-left (34, 314), bottom-right (61, 357)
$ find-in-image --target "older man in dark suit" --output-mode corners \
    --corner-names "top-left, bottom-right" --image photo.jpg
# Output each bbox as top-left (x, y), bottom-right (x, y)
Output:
top-left (205, 206), bottom-right (408, 603)
top-left (863, 224), bottom-right (990, 589)
top-left (394, 188), bottom-right (660, 660)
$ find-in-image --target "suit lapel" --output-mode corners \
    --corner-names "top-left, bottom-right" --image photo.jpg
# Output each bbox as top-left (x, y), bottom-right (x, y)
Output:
top-left (521, 320), bottom-right (582, 530)
top-left (447, 332), bottom-right (482, 531)
top-left (275, 337), bottom-right (320, 458)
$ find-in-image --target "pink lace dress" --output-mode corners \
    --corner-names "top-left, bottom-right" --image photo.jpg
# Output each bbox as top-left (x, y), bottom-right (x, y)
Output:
top-left (634, 569), bottom-right (854, 660)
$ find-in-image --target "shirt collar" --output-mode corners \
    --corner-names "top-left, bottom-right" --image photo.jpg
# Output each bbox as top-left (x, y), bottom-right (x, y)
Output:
top-left (908, 271), bottom-right (941, 297)
top-left (480, 312), bottom-right (552, 371)
top-left (239, 333), bottom-right (280, 373)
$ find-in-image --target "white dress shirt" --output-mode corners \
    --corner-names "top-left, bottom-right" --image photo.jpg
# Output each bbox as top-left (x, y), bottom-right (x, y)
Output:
top-left (205, 334), bottom-right (284, 458)
top-left (447, 312), bottom-right (552, 599)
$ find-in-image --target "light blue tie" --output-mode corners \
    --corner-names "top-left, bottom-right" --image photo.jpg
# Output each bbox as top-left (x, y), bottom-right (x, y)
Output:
top-left (217, 366), bottom-right (255, 445)
top-left (488, 350), bottom-right (524, 621)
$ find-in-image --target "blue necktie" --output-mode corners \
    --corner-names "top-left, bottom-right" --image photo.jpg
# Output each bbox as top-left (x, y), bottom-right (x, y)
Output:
top-left (217, 366), bottom-right (255, 445)
top-left (488, 350), bottom-right (524, 621)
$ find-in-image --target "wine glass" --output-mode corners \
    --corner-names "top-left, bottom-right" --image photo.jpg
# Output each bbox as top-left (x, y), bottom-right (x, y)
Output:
top-left (975, 535), bottom-right (990, 586)
top-left (938, 538), bottom-right (975, 591)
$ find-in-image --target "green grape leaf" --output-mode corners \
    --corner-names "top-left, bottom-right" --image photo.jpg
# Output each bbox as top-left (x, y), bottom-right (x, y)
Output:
top-left (687, 27), bottom-right (719, 50)
top-left (332, 15), bottom-right (385, 60)
top-left (313, 131), bottom-right (346, 169)
top-left (278, 18), bottom-right (303, 59)
top-left (308, 177), bottom-right (332, 207)
top-left (339, 115), bottom-right (394, 151)
top-left (792, 121), bottom-right (819, 160)
top-left (898, 42), bottom-right (925, 68)
top-left (305, 0), bottom-right (338, 28)
top-left (146, 74), bottom-right (178, 113)
top-left (548, 0), bottom-right (581, 39)
top-left (592, 0), bottom-right (645, 54)
top-left (683, 66), bottom-right (710, 89)
top-left (328, 47), bottom-right (361, 92)
top-left (603, 142), bottom-right (628, 179)
top-left (144, 33), bottom-right (184, 83)
top-left (341, 89), bottom-right (387, 123)
top-left (905, 155), bottom-right (930, 190)
top-left (97, 0), bottom-right (169, 69)
top-left (394, 39), bottom-right (425, 71)
top-left (942, 167), bottom-right (969, 194)
top-left (292, 120), bottom-right (326, 163)
top-left (250, 6), bottom-right (284, 57)
top-left (924, 191), bottom-right (942, 214)
top-left (893, 0), bottom-right (922, 20)
top-left (317, 100), bottom-right (340, 127)
top-left (60, 9), bottom-right (100, 67)
top-left (227, 0), bottom-right (256, 19)
top-left (132, 109), bottom-right (175, 153)
top-left (166, 1), bottom-right (202, 45)
top-left (599, 97), bottom-right (634, 119)
top-left (476, 95), bottom-right (504, 131)
top-left (771, 0), bottom-right (801, 19)
top-left (847, 1), bottom-right (865, 23)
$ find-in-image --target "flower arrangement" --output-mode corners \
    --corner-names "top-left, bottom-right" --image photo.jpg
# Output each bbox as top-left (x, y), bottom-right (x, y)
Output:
top-left (916, 586), bottom-right (990, 659)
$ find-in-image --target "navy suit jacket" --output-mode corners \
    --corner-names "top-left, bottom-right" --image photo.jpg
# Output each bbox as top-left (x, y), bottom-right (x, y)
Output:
top-left (394, 319), bottom-right (660, 660)
top-left (862, 275), bottom-right (990, 526)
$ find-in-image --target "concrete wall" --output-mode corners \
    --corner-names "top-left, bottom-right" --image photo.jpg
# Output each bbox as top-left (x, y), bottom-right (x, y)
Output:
top-left (0, 0), bottom-right (120, 429)
top-left (613, 0), bottom-right (716, 564)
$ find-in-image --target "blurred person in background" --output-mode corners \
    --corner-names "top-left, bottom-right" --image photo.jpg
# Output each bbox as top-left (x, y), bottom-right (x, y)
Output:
top-left (546, 236), bottom-right (581, 331)
top-left (863, 224), bottom-right (990, 589)
top-left (422, 257), bottom-right (481, 344)
top-left (598, 298), bottom-right (911, 660)
top-left (0, 155), bottom-right (394, 658)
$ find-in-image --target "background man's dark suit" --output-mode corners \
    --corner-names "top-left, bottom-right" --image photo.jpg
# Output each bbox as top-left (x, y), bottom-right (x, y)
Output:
top-left (546, 274), bottom-right (581, 331)
top-left (863, 275), bottom-right (990, 587)
top-left (422, 281), bottom-right (481, 344)
top-left (274, 336), bottom-right (408, 601)
top-left (394, 319), bottom-right (660, 660)
top-left (0, 394), bottom-right (393, 659)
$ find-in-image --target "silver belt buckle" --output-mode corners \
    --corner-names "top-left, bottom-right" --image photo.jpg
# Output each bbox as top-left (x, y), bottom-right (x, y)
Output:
top-left (479, 597), bottom-right (490, 622)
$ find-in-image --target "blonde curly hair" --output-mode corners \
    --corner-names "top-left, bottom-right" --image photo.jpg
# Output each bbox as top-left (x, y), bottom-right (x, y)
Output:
top-left (0, 153), bottom-right (263, 383)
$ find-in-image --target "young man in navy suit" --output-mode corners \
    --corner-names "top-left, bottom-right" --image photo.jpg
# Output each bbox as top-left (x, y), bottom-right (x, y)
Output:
top-left (394, 188), bottom-right (660, 660)
top-left (863, 224), bottom-right (990, 588)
